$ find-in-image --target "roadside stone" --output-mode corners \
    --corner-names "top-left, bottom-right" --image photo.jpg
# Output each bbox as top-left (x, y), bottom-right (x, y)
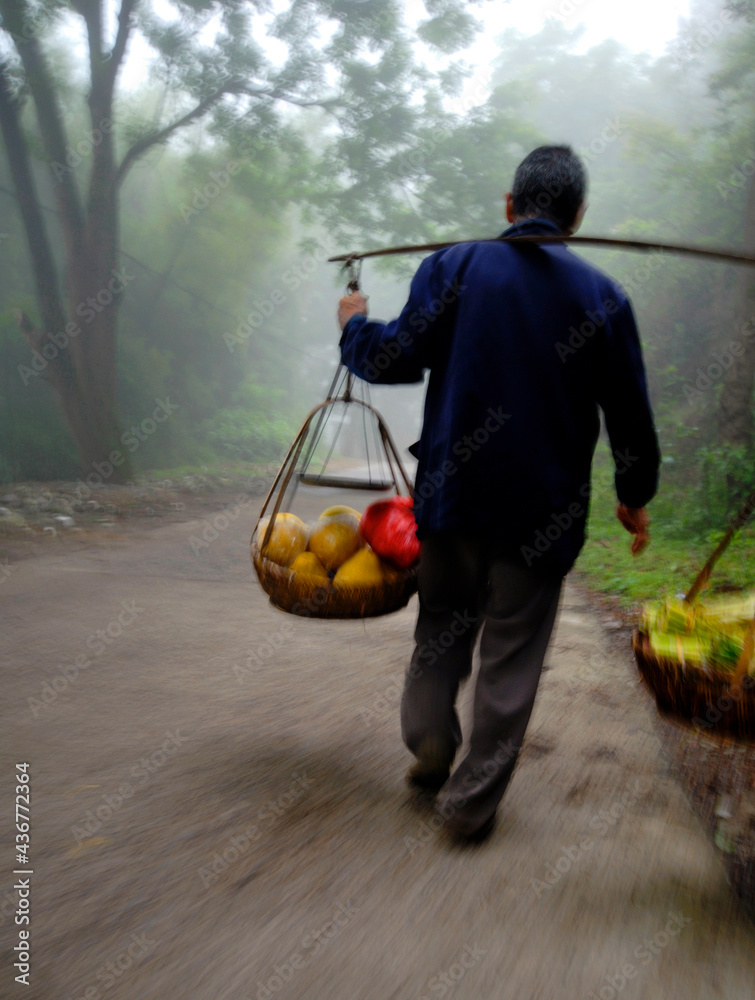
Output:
top-left (0, 509), bottom-right (28, 533)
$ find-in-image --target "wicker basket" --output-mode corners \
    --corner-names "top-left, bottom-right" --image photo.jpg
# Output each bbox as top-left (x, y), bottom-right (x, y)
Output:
top-left (251, 539), bottom-right (417, 619)
top-left (251, 390), bottom-right (418, 619)
top-left (632, 488), bottom-right (755, 740)
top-left (633, 630), bottom-right (755, 738)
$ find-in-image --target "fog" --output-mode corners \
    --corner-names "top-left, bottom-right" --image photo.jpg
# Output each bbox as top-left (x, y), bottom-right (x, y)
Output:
top-left (2, 2), bottom-right (755, 998)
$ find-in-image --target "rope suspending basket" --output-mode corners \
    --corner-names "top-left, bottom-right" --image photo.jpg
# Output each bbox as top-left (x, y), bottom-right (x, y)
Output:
top-left (251, 364), bottom-right (419, 619)
top-left (633, 486), bottom-right (755, 740)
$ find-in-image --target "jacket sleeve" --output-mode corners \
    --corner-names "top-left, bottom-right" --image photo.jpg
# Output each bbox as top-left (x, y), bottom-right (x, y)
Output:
top-left (339, 252), bottom-right (459, 384)
top-left (594, 296), bottom-right (661, 508)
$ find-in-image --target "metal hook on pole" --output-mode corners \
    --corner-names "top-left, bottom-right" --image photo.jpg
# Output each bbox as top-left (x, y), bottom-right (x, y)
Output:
top-left (343, 255), bottom-right (362, 292)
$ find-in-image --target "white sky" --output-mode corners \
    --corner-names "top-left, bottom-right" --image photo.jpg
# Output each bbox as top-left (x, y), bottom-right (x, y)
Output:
top-left (69, 0), bottom-right (694, 98)
top-left (429, 0), bottom-right (692, 111)
top-left (468, 0), bottom-right (691, 56)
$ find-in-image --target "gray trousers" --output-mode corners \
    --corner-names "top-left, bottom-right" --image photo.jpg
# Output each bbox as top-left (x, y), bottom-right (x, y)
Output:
top-left (401, 533), bottom-right (563, 835)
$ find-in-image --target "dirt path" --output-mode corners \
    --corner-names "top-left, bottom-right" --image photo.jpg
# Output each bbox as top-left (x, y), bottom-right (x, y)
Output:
top-left (2, 486), bottom-right (754, 1000)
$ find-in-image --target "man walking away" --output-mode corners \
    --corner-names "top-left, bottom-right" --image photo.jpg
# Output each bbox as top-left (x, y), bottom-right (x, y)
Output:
top-left (337, 145), bottom-right (660, 842)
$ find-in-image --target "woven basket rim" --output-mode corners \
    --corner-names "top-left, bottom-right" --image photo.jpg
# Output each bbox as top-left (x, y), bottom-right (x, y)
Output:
top-left (633, 629), bottom-right (755, 740)
top-left (251, 538), bottom-right (417, 619)
top-left (634, 629), bottom-right (755, 687)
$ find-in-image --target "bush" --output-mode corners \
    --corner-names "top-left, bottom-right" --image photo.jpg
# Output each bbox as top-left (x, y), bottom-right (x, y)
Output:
top-left (200, 384), bottom-right (294, 464)
top-left (682, 444), bottom-right (755, 536)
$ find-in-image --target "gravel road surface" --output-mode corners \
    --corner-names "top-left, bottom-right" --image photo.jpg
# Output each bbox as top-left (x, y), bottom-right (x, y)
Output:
top-left (2, 486), bottom-right (754, 1000)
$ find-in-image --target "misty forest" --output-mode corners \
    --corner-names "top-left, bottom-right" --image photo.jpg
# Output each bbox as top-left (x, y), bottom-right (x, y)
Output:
top-left (1, 0), bottom-right (754, 597)
top-left (6, 3), bottom-right (755, 992)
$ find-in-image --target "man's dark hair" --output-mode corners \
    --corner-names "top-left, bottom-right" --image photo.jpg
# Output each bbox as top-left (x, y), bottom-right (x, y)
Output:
top-left (511, 146), bottom-right (587, 231)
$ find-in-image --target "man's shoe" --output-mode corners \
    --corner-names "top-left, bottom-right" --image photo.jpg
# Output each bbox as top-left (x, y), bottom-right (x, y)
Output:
top-left (444, 813), bottom-right (496, 845)
top-left (405, 737), bottom-right (455, 793)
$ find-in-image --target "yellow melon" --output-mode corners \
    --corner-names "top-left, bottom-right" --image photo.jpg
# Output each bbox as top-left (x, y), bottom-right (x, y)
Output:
top-left (290, 551), bottom-right (329, 583)
top-left (321, 505), bottom-right (360, 519)
top-left (257, 513), bottom-right (308, 567)
top-left (333, 547), bottom-right (384, 588)
top-left (318, 505), bottom-right (361, 533)
top-left (307, 518), bottom-right (362, 571)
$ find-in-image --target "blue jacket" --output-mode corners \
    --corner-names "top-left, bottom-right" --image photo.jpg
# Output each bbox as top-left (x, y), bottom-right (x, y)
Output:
top-left (340, 218), bottom-right (660, 575)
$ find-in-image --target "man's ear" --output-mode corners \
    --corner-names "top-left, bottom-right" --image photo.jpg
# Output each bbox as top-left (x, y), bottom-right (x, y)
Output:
top-left (505, 192), bottom-right (515, 223)
top-left (566, 200), bottom-right (588, 235)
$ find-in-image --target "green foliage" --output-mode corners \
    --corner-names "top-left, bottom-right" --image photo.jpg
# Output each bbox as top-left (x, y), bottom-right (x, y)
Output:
top-left (682, 444), bottom-right (755, 533)
top-left (577, 442), bottom-right (755, 607)
top-left (200, 383), bottom-right (293, 463)
top-left (2, 0), bottom-right (755, 519)
top-left (0, 313), bottom-right (79, 483)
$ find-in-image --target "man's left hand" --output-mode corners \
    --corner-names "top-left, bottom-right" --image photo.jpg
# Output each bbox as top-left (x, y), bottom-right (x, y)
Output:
top-left (338, 291), bottom-right (368, 330)
top-left (616, 504), bottom-right (650, 555)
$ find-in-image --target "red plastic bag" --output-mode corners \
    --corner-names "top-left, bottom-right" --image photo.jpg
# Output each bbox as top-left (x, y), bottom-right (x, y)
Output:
top-left (360, 495), bottom-right (421, 570)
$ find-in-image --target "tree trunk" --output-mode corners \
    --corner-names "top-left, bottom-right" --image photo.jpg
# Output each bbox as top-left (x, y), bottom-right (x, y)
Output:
top-left (718, 139), bottom-right (755, 450)
top-left (0, 2), bottom-right (134, 482)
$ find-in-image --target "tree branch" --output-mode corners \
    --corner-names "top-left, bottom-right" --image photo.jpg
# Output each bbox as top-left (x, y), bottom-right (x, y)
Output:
top-left (115, 81), bottom-right (341, 185)
top-left (84, 0), bottom-right (105, 98)
top-left (106, 0), bottom-right (138, 95)
top-left (267, 88), bottom-right (342, 111)
top-left (115, 87), bottom-right (233, 185)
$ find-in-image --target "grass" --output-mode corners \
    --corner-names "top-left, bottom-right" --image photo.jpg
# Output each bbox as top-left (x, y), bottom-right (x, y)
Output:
top-left (137, 449), bottom-right (755, 615)
top-left (576, 458), bottom-right (755, 612)
top-left (137, 459), bottom-right (280, 480)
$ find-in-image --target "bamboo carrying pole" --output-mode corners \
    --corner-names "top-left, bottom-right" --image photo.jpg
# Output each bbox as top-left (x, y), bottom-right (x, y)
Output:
top-left (685, 487), bottom-right (755, 604)
top-left (329, 233), bottom-right (755, 267)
